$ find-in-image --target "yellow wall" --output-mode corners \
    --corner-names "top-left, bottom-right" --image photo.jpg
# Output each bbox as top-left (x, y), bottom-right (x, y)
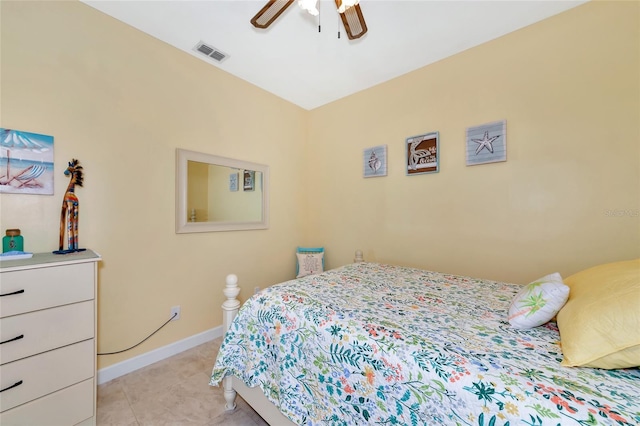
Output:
top-left (0, 0), bottom-right (309, 369)
top-left (307, 0), bottom-right (639, 283)
top-left (187, 161), bottom-right (209, 222)
top-left (1, 0), bottom-right (638, 371)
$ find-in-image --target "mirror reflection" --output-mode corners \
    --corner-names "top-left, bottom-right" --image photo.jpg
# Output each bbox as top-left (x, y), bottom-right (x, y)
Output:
top-left (176, 149), bottom-right (269, 233)
top-left (187, 161), bottom-right (263, 223)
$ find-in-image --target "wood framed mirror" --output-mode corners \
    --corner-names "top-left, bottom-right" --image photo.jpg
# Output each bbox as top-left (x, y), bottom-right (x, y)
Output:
top-left (175, 149), bottom-right (269, 233)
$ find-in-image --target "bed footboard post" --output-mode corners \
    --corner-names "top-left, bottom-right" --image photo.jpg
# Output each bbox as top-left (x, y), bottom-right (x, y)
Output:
top-left (223, 274), bottom-right (241, 332)
top-left (222, 274), bottom-right (241, 411)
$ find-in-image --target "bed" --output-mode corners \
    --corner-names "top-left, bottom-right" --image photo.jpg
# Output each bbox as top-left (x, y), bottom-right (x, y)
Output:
top-left (210, 258), bottom-right (640, 425)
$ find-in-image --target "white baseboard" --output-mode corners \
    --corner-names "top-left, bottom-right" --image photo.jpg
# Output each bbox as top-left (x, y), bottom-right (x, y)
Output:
top-left (97, 325), bottom-right (223, 385)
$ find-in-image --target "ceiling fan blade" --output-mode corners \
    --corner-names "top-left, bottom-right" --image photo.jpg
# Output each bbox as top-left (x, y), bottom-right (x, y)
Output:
top-left (251, 0), bottom-right (295, 29)
top-left (335, 2), bottom-right (367, 40)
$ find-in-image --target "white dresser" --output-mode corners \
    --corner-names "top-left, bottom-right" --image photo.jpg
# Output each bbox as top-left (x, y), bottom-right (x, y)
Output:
top-left (0, 250), bottom-right (101, 426)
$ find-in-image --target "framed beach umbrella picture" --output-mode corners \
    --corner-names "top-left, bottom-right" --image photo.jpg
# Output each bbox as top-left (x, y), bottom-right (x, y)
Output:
top-left (0, 128), bottom-right (54, 195)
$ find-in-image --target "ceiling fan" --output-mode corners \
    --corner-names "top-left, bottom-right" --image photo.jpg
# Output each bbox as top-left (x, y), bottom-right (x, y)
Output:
top-left (251, 0), bottom-right (368, 40)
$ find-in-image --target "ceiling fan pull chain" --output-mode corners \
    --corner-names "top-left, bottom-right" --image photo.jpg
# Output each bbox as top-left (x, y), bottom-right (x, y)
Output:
top-left (337, 13), bottom-right (341, 38)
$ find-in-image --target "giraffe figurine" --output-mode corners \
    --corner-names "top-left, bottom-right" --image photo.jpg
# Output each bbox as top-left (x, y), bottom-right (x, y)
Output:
top-left (54, 159), bottom-right (86, 254)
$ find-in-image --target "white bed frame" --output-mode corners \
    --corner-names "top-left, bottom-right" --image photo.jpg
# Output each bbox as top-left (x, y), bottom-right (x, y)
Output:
top-left (221, 251), bottom-right (364, 425)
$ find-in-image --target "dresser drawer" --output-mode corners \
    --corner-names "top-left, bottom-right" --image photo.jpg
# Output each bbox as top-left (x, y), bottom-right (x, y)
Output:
top-left (0, 301), bottom-right (94, 365)
top-left (0, 262), bottom-right (94, 318)
top-left (0, 378), bottom-right (94, 426)
top-left (0, 339), bottom-right (94, 412)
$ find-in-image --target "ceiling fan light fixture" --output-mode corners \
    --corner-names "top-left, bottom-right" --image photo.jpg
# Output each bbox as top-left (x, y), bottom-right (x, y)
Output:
top-left (251, 0), bottom-right (367, 40)
top-left (336, 0), bottom-right (359, 14)
top-left (298, 0), bottom-right (319, 16)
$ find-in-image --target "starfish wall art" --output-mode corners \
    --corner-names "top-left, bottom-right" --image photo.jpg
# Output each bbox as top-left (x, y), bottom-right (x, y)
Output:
top-left (465, 120), bottom-right (507, 166)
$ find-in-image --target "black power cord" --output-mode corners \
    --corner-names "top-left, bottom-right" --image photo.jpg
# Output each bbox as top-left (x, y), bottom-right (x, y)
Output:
top-left (97, 312), bottom-right (177, 356)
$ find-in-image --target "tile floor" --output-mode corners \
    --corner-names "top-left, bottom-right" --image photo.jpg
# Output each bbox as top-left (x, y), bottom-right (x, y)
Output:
top-left (97, 338), bottom-right (268, 426)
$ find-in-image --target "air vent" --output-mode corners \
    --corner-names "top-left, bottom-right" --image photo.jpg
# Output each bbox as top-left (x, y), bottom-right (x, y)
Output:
top-left (193, 41), bottom-right (229, 63)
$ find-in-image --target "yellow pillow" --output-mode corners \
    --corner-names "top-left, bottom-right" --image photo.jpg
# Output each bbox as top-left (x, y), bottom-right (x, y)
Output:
top-left (556, 258), bottom-right (640, 369)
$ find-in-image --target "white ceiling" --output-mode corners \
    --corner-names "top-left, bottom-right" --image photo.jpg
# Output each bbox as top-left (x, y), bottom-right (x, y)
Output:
top-left (81, 0), bottom-right (587, 110)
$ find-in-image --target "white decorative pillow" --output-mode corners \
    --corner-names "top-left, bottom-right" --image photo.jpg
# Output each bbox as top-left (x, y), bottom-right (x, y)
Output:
top-left (296, 252), bottom-right (324, 278)
top-left (508, 272), bottom-right (569, 329)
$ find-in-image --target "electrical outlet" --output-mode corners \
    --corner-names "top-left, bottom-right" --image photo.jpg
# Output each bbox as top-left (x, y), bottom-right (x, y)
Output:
top-left (170, 306), bottom-right (181, 321)
top-left (254, 286), bottom-right (260, 294)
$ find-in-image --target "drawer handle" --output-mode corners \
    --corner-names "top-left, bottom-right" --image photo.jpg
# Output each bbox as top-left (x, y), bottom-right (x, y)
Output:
top-left (0, 334), bottom-right (24, 345)
top-left (0, 289), bottom-right (25, 297)
top-left (0, 380), bottom-right (23, 393)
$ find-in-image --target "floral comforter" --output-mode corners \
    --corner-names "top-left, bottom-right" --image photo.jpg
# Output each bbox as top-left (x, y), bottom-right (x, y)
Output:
top-left (210, 263), bottom-right (640, 425)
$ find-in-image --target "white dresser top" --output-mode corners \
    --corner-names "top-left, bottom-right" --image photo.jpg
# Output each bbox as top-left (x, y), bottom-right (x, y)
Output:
top-left (0, 250), bottom-right (101, 272)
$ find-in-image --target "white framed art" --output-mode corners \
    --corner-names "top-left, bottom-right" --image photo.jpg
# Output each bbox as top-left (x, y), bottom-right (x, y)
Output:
top-left (243, 170), bottom-right (255, 191)
top-left (466, 120), bottom-right (507, 166)
top-left (363, 145), bottom-right (387, 178)
top-left (406, 132), bottom-right (439, 175)
top-left (229, 172), bottom-right (239, 192)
